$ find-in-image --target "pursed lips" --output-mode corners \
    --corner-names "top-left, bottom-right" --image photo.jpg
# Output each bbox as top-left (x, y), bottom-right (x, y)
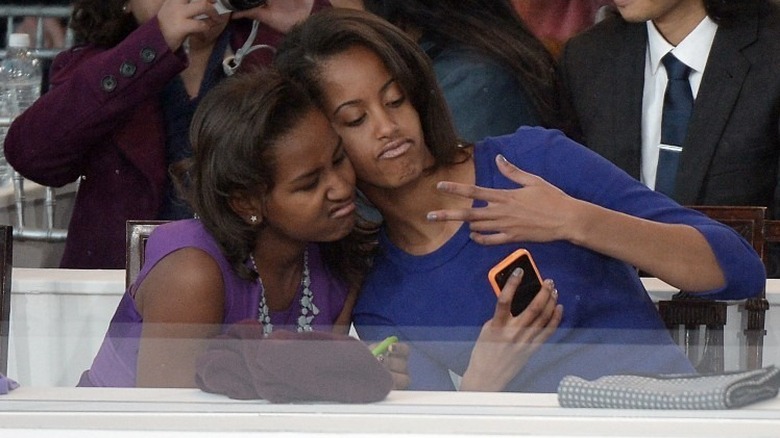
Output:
top-left (329, 198), bottom-right (357, 219)
top-left (379, 138), bottom-right (411, 159)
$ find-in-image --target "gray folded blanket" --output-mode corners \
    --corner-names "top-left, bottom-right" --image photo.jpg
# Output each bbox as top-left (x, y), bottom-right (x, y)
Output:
top-left (195, 320), bottom-right (393, 403)
top-left (558, 366), bottom-right (780, 409)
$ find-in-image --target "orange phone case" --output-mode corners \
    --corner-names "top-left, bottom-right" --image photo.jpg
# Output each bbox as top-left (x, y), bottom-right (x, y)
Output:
top-left (488, 249), bottom-right (541, 295)
top-left (488, 249), bottom-right (544, 316)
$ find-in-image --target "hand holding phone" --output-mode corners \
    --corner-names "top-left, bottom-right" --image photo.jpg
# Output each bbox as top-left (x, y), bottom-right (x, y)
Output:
top-left (488, 249), bottom-right (544, 316)
top-left (369, 336), bottom-right (410, 389)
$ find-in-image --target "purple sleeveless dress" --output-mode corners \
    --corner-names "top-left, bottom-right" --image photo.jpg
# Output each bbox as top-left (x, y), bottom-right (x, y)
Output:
top-left (78, 219), bottom-right (349, 387)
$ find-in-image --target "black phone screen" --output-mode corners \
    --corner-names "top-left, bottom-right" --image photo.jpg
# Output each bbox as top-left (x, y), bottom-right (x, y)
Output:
top-left (494, 254), bottom-right (542, 316)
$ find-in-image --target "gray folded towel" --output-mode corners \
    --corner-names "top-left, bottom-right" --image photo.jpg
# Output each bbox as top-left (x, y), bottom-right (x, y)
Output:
top-left (558, 366), bottom-right (780, 409)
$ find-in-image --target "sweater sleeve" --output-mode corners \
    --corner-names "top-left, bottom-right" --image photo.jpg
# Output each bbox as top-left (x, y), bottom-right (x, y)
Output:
top-left (497, 127), bottom-right (766, 301)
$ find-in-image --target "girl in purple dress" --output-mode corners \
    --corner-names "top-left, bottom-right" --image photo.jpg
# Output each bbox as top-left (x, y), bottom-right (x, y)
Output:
top-left (79, 68), bottom-right (400, 388)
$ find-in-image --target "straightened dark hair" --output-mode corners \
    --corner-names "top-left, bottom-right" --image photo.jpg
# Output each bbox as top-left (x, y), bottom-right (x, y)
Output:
top-left (362, 0), bottom-right (565, 130)
top-left (70, 0), bottom-right (136, 47)
top-left (186, 68), bottom-right (375, 286)
top-left (275, 8), bottom-right (463, 168)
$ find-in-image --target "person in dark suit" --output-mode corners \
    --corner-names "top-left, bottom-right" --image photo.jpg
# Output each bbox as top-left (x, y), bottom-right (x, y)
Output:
top-left (559, 0), bottom-right (780, 223)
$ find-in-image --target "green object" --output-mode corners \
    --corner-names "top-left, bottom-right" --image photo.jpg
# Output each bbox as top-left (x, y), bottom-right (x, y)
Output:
top-left (371, 336), bottom-right (399, 357)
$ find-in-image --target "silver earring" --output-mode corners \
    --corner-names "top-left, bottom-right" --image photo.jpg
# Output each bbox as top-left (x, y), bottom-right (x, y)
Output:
top-left (249, 215), bottom-right (258, 224)
top-left (122, 3), bottom-right (129, 13)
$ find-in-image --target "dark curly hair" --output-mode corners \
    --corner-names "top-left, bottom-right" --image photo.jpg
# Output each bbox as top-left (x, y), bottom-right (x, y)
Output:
top-left (70, 0), bottom-right (137, 47)
top-left (186, 68), bottom-right (376, 287)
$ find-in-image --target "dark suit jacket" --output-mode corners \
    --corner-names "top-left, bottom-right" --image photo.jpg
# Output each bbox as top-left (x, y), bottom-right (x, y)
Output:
top-left (559, 2), bottom-right (780, 217)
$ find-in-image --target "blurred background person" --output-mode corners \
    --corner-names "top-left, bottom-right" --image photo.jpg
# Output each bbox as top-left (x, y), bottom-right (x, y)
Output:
top-left (361, 0), bottom-right (571, 143)
top-left (3, 0), bottom-right (327, 269)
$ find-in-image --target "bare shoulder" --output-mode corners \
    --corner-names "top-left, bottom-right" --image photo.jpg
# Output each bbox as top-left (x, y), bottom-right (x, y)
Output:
top-left (135, 247), bottom-right (226, 324)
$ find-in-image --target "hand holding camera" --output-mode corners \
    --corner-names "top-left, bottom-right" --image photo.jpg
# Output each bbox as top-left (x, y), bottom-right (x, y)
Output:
top-left (231, 0), bottom-right (316, 34)
top-left (212, 0), bottom-right (268, 14)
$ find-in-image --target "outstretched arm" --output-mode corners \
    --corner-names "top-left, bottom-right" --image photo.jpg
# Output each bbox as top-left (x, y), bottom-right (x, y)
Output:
top-left (428, 154), bottom-right (726, 292)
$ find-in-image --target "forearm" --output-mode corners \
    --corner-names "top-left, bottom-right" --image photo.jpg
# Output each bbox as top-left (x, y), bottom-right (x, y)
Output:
top-left (566, 200), bottom-right (725, 291)
top-left (137, 334), bottom-right (212, 388)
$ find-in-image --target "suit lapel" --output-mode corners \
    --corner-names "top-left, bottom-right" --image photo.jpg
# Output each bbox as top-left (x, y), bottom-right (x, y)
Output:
top-left (609, 24), bottom-right (647, 179)
top-left (675, 14), bottom-right (757, 204)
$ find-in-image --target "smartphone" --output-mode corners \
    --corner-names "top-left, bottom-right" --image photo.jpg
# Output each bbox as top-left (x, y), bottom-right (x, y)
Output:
top-left (488, 249), bottom-right (543, 317)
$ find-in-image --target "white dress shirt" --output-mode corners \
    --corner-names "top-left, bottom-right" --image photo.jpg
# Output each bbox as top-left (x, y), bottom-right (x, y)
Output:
top-left (641, 17), bottom-right (718, 189)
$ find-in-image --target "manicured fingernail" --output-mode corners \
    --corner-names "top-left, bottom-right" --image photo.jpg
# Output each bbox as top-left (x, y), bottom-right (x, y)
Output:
top-left (552, 288), bottom-right (558, 299)
top-left (497, 154), bottom-right (508, 164)
top-left (512, 268), bottom-right (523, 277)
top-left (545, 279), bottom-right (555, 288)
top-left (426, 212), bottom-right (437, 221)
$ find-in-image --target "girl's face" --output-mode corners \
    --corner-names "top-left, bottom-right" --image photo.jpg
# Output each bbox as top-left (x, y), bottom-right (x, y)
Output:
top-left (260, 109), bottom-right (357, 243)
top-left (318, 45), bottom-right (432, 191)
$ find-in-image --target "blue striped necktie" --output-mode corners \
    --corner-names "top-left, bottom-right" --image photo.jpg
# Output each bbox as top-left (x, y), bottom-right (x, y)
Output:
top-left (656, 53), bottom-right (693, 197)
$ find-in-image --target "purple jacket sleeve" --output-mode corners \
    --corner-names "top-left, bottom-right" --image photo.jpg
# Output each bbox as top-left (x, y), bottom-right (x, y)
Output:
top-left (4, 17), bottom-right (187, 187)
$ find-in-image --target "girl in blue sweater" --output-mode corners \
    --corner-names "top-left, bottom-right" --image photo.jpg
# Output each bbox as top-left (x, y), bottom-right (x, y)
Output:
top-left (275, 9), bottom-right (765, 392)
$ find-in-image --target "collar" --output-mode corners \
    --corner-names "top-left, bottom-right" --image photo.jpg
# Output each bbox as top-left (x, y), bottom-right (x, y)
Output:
top-left (646, 16), bottom-right (718, 76)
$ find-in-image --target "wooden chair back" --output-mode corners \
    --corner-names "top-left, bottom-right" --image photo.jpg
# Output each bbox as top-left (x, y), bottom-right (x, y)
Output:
top-left (657, 206), bottom-right (768, 372)
top-left (763, 219), bottom-right (780, 275)
top-left (125, 220), bottom-right (167, 289)
top-left (0, 225), bottom-right (13, 375)
top-left (687, 206), bottom-right (766, 259)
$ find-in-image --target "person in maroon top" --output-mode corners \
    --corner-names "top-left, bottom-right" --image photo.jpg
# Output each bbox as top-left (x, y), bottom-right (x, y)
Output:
top-left (4, 0), bottom-right (329, 269)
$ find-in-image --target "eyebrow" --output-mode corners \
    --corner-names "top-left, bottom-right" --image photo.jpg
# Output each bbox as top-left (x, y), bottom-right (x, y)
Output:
top-left (332, 78), bottom-right (397, 117)
top-left (289, 136), bottom-right (344, 185)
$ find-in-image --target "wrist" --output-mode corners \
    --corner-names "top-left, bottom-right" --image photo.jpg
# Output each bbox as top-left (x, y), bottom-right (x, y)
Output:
top-left (459, 362), bottom-right (506, 392)
top-left (564, 199), bottom-right (595, 246)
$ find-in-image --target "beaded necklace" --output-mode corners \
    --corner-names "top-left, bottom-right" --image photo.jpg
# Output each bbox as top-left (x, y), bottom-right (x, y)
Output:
top-left (249, 249), bottom-right (319, 336)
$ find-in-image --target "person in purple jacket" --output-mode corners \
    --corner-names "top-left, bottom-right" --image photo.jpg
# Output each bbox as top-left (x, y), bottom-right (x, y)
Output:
top-left (78, 68), bottom-right (402, 388)
top-left (3, 0), bottom-right (329, 269)
top-left (274, 9), bottom-right (766, 392)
